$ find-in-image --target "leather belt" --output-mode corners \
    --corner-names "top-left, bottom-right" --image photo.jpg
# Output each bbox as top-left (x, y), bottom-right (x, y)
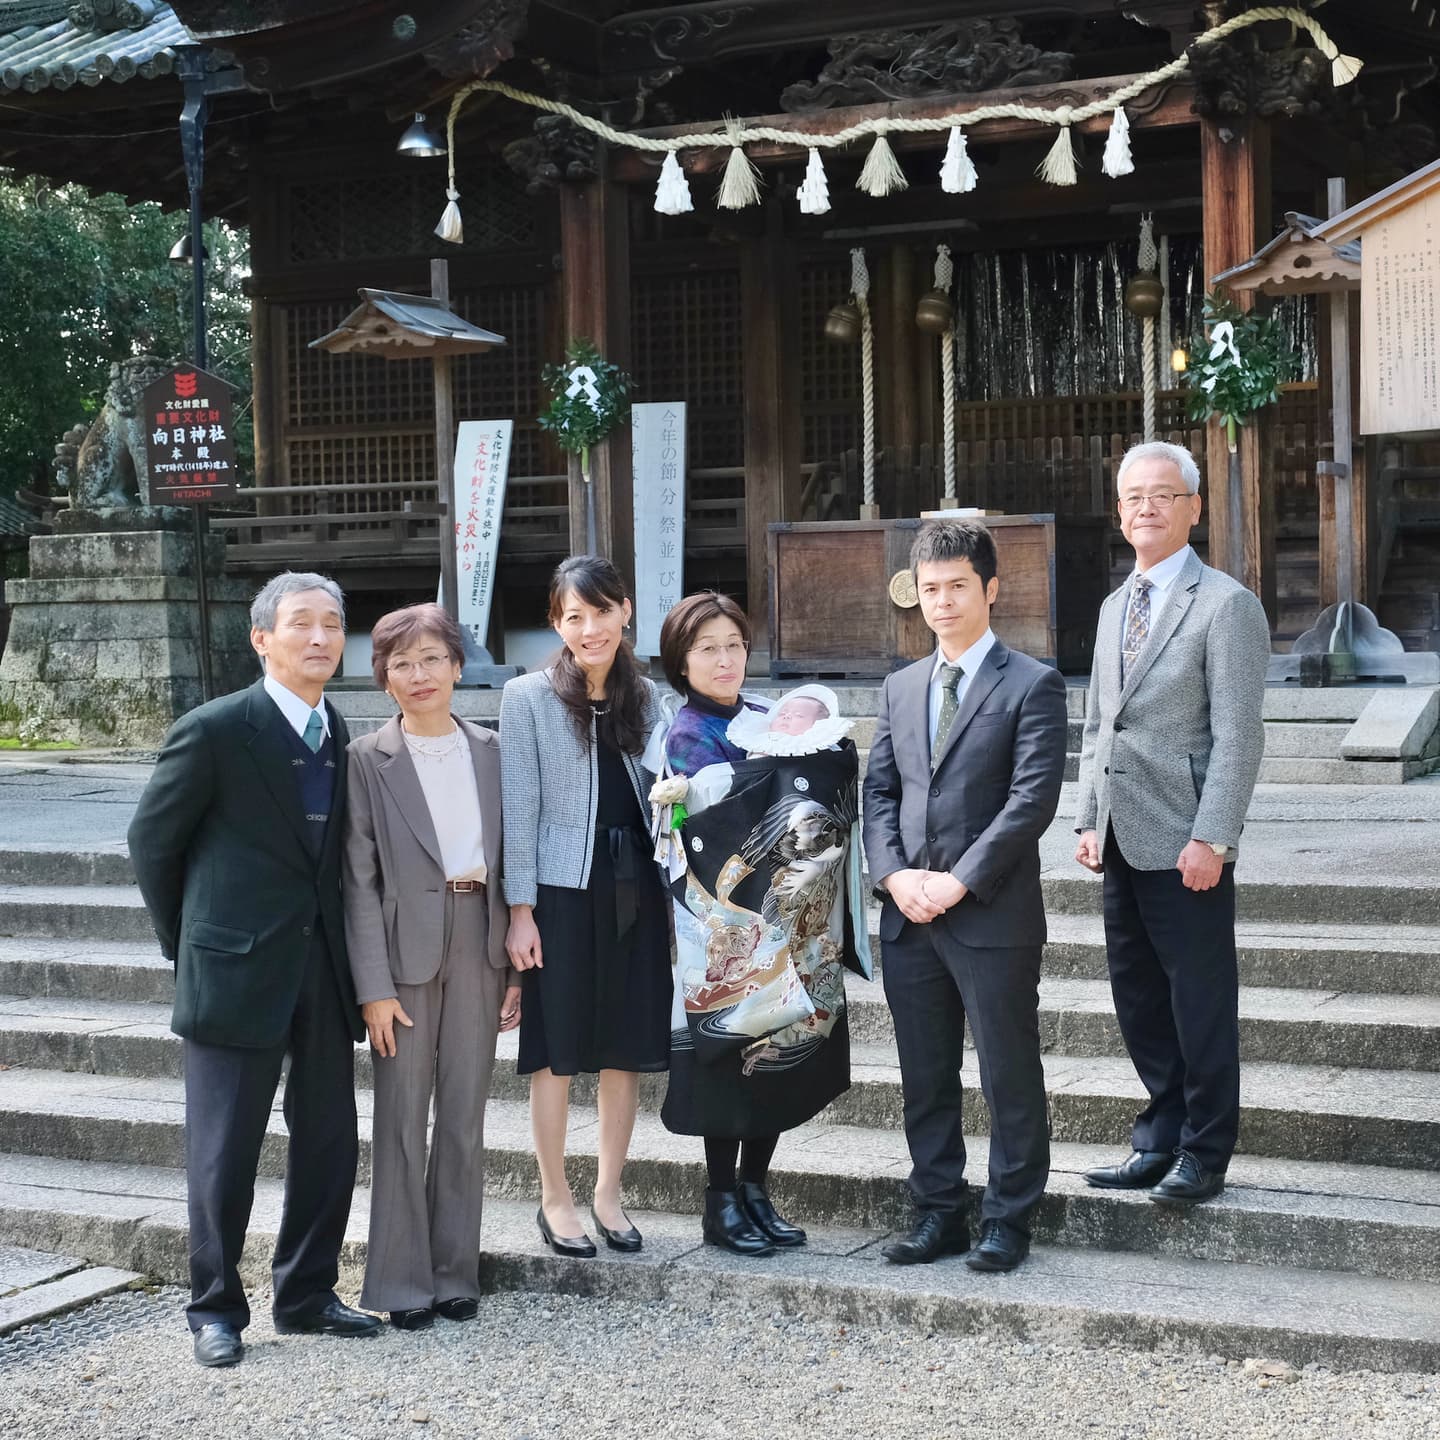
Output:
top-left (446, 879), bottom-right (485, 893)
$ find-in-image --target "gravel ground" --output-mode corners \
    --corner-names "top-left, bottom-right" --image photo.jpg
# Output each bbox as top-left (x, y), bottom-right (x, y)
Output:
top-left (1, 1287), bottom-right (1438, 1440)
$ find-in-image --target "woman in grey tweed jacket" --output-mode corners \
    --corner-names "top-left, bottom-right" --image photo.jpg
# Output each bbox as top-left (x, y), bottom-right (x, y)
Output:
top-left (500, 556), bottom-right (669, 1259)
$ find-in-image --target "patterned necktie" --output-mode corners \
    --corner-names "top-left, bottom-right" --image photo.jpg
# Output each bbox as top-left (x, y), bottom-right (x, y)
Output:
top-left (302, 709), bottom-right (326, 754)
top-left (931, 663), bottom-right (964, 770)
top-left (1121, 575), bottom-right (1153, 683)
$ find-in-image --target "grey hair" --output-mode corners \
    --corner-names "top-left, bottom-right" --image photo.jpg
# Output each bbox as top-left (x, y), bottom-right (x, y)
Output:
top-left (250, 571), bottom-right (346, 632)
top-left (1116, 441), bottom-right (1202, 495)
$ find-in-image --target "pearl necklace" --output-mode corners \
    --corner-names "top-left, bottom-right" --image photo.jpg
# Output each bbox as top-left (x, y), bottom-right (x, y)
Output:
top-left (402, 722), bottom-right (464, 762)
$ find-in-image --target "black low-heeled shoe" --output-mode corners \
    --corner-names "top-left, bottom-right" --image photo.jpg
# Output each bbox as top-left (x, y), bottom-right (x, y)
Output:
top-left (389, 1307), bottom-right (434, 1331)
top-left (736, 1181), bottom-right (806, 1248)
top-left (434, 1297), bottom-right (479, 1322)
top-left (537, 1205), bottom-right (597, 1258)
top-left (701, 1188), bottom-right (775, 1256)
top-left (591, 1206), bottom-right (643, 1253)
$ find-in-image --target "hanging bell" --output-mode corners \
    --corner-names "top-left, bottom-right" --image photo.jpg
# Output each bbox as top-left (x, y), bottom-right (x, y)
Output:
top-left (914, 287), bottom-right (955, 335)
top-left (824, 300), bottom-right (862, 345)
top-left (1124, 271), bottom-right (1164, 319)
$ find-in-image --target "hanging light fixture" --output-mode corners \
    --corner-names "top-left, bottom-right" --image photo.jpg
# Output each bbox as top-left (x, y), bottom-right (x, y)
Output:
top-left (1171, 347), bottom-right (1189, 374)
top-left (168, 232), bottom-right (209, 265)
top-left (397, 112), bottom-right (446, 158)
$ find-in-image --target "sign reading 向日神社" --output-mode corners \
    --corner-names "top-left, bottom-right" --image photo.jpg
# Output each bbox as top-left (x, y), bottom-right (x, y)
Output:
top-left (452, 420), bottom-right (513, 653)
top-left (632, 402), bottom-right (687, 657)
top-left (142, 367), bottom-right (239, 504)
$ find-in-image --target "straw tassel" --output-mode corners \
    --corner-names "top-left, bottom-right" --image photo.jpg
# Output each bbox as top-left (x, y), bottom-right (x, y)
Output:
top-left (797, 146), bottom-right (831, 215)
top-left (1101, 106), bottom-right (1134, 179)
top-left (434, 186), bottom-right (463, 243)
top-left (1330, 52), bottom-right (1364, 85)
top-left (717, 118), bottom-right (762, 209)
top-left (1037, 121), bottom-right (1078, 187)
top-left (654, 151), bottom-right (694, 215)
top-left (856, 127), bottom-right (908, 197)
top-left (939, 126), bottom-right (977, 194)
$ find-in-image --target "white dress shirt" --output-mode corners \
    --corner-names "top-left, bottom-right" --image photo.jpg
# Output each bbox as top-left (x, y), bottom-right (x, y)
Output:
top-left (1132, 543), bottom-right (1193, 604)
top-left (263, 672), bottom-right (331, 742)
top-left (928, 627), bottom-right (998, 749)
top-left (403, 728), bottom-right (487, 883)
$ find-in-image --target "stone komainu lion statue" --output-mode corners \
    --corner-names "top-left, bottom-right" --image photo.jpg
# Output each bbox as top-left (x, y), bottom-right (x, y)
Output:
top-left (54, 356), bottom-right (170, 510)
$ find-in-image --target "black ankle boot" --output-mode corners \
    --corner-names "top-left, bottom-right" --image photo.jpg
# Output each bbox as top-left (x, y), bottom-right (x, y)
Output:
top-left (702, 1188), bottom-right (775, 1256)
top-left (736, 1180), bottom-right (807, 1247)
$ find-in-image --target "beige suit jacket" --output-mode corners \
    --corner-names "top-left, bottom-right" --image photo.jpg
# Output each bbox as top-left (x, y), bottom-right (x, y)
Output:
top-left (343, 715), bottom-right (511, 1005)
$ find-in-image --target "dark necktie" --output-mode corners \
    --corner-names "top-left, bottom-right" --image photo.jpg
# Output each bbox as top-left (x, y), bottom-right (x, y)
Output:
top-left (1121, 576), bottom-right (1153, 683)
top-left (931, 664), bottom-right (964, 770)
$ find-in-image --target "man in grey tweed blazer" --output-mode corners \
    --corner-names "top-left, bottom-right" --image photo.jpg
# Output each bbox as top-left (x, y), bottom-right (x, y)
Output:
top-left (1075, 441), bottom-right (1270, 1207)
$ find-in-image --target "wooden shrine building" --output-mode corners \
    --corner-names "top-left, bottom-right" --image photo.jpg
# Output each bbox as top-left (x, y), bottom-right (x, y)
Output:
top-left (3, 0), bottom-right (1440, 663)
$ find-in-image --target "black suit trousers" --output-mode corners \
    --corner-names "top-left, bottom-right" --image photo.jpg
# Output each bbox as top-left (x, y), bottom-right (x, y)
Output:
top-left (183, 927), bottom-right (359, 1332)
top-left (1102, 831), bottom-right (1240, 1171)
top-left (882, 918), bottom-right (1049, 1231)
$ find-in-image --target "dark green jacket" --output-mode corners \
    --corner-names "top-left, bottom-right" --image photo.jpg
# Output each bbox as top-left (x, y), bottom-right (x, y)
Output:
top-left (127, 679), bottom-right (363, 1048)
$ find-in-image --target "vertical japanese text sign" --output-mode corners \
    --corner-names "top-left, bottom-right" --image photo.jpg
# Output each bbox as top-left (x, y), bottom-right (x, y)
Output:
top-left (632, 403), bottom-right (687, 657)
top-left (141, 366), bottom-right (239, 504)
top-left (452, 420), bottom-right (513, 653)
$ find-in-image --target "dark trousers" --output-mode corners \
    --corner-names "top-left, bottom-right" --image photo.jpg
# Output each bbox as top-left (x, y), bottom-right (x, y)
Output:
top-left (1102, 831), bottom-right (1240, 1172)
top-left (882, 919), bottom-right (1049, 1232)
top-left (183, 932), bottom-right (359, 1332)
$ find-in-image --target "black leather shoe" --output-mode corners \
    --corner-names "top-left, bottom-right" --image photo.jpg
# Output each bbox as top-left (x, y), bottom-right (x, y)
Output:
top-left (192, 1322), bottom-right (243, 1367)
top-left (537, 1206), bottom-right (597, 1258)
top-left (389, 1308), bottom-right (434, 1331)
top-left (702, 1188), bottom-right (775, 1256)
top-left (882, 1212), bottom-right (970, 1266)
top-left (737, 1181), bottom-right (807, 1248)
top-left (965, 1218), bottom-right (1030, 1273)
top-left (591, 1206), bottom-right (643, 1253)
top-left (435, 1297), bottom-right (479, 1322)
top-left (1149, 1149), bottom-right (1226, 1207)
top-left (1082, 1149), bottom-right (1174, 1190)
top-left (273, 1299), bottom-right (381, 1337)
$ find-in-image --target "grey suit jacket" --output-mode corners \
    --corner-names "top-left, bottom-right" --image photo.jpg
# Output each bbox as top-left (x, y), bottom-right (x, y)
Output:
top-left (343, 715), bottom-right (510, 1006)
top-left (863, 639), bottom-right (1068, 950)
top-left (1075, 549), bottom-right (1271, 871)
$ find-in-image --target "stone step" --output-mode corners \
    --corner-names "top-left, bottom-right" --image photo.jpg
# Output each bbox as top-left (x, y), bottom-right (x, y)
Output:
top-left (0, 886), bottom-right (155, 944)
top-left (1256, 757), bottom-right (1416, 785)
top-left (0, 847), bottom-right (132, 888)
top-left (1261, 722), bottom-right (1349, 761)
top-left (2, 1096), bottom-right (1440, 1298)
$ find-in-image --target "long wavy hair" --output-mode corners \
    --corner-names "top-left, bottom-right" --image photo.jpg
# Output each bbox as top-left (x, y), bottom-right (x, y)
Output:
top-left (547, 555), bottom-right (649, 754)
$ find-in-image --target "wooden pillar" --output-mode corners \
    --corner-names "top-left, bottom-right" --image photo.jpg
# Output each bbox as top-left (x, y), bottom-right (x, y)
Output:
top-left (558, 162), bottom-right (633, 584)
top-left (1201, 115), bottom-right (1273, 618)
top-left (741, 203), bottom-right (802, 650)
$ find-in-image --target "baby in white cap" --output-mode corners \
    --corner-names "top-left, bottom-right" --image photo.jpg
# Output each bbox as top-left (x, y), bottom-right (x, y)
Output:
top-left (725, 683), bottom-right (853, 757)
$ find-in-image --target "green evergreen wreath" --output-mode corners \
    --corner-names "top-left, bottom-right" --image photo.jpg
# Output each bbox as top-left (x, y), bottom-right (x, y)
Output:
top-left (538, 338), bottom-right (633, 477)
top-left (1183, 290), bottom-right (1296, 451)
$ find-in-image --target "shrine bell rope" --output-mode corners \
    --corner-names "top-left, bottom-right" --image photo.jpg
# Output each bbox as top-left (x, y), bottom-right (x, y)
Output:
top-left (852, 248), bottom-right (876, 510)
top-left (1138, 215), bottom-right (1159, 443)
top-left (436, 6), bottom-right (1360, 234)
top-left (934, 245), bottom-right (957, 505)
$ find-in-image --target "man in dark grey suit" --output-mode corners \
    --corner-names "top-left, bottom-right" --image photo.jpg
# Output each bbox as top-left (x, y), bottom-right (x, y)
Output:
top-left (127, 571), bottom-right (379, 1367)
top-left (863, 520), bottom-right (1067, 1272)
top-left (1075, 441), bottom-right (1270, 1206)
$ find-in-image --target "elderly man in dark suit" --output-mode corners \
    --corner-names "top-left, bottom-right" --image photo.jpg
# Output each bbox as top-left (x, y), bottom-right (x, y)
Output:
top-left (1075, 441), bottom-right (1270, 1207)
top-left (127, 571), bottom-right (379, 1368)
top-left (863, 519), bottom-right (1067, 1273)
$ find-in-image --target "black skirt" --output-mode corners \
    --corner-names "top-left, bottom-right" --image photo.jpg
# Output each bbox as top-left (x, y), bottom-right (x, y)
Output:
top-left (516, 732), bottom-right (671, 1077)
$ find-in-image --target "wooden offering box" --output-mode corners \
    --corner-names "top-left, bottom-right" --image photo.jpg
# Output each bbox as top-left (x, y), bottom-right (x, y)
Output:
top-left (768, 515), bottom-right (1109, 677)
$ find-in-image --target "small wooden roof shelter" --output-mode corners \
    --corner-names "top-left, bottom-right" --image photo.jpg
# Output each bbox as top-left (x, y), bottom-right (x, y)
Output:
top-left (1211, 212), bottom-right (1361, 296)
top-left (309, 290), bottom-right (507, 359)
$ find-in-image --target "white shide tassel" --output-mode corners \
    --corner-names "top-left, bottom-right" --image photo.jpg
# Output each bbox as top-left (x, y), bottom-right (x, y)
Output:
top-left (856, 128), bottom-right (908, 197)
top-left (1037, 124), bottom-right (1078, 187)
top-left (717, 141), bottom-right (762, 210)
top-left (654, 151), bottom-right (694, 215)
top-left (434, 187), bottom-right (463, 243)
top-left (939, 126), bottom-right (977, 194)
top-left (797, 146), bottom-right (831, 215)
top-left (1101, 106), bottom-right (1134, 178)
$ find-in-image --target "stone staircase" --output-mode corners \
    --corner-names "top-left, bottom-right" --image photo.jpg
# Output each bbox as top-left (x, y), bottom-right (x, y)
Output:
top-left (2, 841), bottom-right (1440, 1369)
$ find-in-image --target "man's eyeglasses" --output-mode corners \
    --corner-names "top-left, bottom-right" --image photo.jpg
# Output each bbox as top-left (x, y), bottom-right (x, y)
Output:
top-left (1118, 491), bottom-right (1191, 513)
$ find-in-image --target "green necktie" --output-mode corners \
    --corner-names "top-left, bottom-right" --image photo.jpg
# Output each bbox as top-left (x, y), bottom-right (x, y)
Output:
top-left (302, 710), bottom-right (325, 754)
top-left (931, 664), bottom-right (963, 770)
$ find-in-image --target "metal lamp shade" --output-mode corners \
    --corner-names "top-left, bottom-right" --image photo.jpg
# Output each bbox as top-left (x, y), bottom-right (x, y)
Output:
top-left (397, 113), bottom-right (447, 158)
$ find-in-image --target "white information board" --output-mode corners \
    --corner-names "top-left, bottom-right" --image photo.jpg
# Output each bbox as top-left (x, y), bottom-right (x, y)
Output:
top-left (452, 419), bottom-right (512, 654)
top-left (631, 402), bottom-right (687, 657)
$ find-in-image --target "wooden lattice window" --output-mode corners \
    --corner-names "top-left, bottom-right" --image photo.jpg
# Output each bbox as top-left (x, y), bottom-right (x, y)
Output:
top-left (797, 254), bottom-right (860, 466)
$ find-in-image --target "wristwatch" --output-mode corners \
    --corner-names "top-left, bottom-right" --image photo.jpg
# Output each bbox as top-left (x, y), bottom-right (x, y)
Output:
top-left (1203, 841), bottom-right (1228, 857)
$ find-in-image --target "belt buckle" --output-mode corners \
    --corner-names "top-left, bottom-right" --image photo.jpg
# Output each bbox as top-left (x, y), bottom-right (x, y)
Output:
top-left (450, 879), bottom-right (479, 893)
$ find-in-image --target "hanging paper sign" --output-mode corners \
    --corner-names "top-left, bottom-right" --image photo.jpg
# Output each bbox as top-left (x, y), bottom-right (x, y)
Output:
top-left (452, 420), bottom-right (512, 653)
top-left (142, 366), bottom-right (239, 504)
top-left (632, 402), bottom-right (687, 657)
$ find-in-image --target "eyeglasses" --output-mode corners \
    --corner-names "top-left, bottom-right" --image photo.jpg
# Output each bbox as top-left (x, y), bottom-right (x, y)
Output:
top-left (687, 642), bottom-right (748, 662)
top-left (386, 652), bottom-right (452, 679)
top-left (1118, 491), bottom-right (1191, 512)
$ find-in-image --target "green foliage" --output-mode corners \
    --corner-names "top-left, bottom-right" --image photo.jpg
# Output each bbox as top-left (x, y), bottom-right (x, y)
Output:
top-left (0, 174), bottom-right (253, 499)
top-left (537, 337), bottom-right (632, 467)
top-left (1183, 290), bottom-right (1296, 449)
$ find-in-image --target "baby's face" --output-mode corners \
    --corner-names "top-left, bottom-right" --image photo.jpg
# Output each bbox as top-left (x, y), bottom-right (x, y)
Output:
top-left (769, 696), bottom-right (828, 736)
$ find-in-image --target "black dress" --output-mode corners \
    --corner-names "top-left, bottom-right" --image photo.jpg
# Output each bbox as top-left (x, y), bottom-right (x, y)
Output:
top-left (517, 705), bottom-right (672, 1077)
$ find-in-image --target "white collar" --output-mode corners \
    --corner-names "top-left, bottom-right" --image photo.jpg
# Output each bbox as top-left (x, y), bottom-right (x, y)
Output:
top-left (931, 627), bottom-right (997, 684)
top-left (1133, 544), bottom-right (1193, 597)
top-left (263, 672), bottom-right (331, 741)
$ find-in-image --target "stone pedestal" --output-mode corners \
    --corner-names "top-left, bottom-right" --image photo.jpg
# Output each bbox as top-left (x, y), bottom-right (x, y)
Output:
top-left (0, 530), bottom-right (254, 747)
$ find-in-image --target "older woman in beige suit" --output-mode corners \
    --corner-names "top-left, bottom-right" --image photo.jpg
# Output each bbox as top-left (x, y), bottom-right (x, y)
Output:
top-left (344, 602), bottom-right (519, 1331)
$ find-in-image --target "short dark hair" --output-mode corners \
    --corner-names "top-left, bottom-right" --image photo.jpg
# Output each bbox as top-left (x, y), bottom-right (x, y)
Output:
top-left (910, 519), bottom-right (998, 590)
top-left (369, 603), bottom-right (464, 690)
top-left (658, 591), bottom-right (750, 697)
